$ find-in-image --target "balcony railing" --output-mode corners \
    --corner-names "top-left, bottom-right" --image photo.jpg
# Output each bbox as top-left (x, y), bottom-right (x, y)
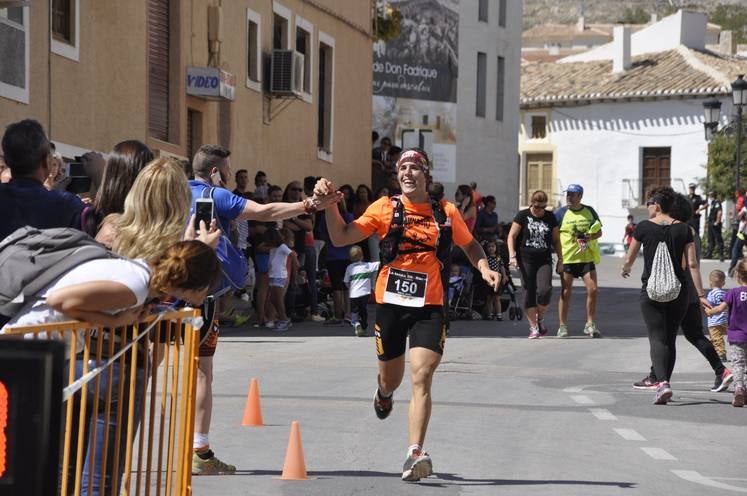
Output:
top-left (621, 178), bottom-right (688, 208)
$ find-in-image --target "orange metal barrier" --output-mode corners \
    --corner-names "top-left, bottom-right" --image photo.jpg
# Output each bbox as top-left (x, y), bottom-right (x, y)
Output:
top-left (3, 309), bottom-right (201, 496)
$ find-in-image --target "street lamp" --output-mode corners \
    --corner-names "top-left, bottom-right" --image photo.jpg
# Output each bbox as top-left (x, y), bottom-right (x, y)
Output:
top-left (732, 74), bottom-right (747, 190)
top-left (703, 97), bottom-right (721, 141)
top-left (703, 74), bottom-right (747, 190)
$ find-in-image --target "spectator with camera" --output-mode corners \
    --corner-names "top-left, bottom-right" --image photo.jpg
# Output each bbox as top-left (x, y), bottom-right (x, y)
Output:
top-left (0, 119), bottom-right (85, 240)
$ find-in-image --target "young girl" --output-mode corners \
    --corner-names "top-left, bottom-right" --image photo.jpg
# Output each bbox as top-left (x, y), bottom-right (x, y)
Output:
top-left (483, 240), bottom-right (507, 321)
top-left (266, 227), bottom-right (298, 331)
top-left (706, 259), bottom-right (747, 407)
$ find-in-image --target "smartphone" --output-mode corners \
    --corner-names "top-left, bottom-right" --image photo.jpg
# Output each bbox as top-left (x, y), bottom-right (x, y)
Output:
top-left (194, 198), bottom-right (214, 230)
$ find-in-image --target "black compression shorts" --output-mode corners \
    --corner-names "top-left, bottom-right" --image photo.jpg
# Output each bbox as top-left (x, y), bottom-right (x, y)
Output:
top-left (373, 304), bottom-right (447, 361)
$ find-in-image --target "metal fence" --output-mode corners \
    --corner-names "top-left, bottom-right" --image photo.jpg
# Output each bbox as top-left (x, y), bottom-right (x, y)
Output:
top-left (3, 309), bottom-right (201, 496)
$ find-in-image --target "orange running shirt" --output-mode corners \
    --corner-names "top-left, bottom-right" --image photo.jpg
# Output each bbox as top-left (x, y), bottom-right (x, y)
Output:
top-left (352, 195), bottom-right (473, 306)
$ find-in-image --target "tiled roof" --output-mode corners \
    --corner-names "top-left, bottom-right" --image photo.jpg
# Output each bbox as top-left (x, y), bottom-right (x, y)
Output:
top-left (520, 46), bottom-right (747, 107)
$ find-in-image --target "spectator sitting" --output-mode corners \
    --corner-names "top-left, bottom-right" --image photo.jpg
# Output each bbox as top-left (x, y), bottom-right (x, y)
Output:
top-left (0, 119), bottom-right (85, 240)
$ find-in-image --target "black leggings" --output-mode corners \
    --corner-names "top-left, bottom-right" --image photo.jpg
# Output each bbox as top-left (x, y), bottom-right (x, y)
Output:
top-left (640, 291), bottom-right (688, 382)
top-left (648, 300), bottom-right (725, 380)
top-left (518, 257), bottom-right (553, 309)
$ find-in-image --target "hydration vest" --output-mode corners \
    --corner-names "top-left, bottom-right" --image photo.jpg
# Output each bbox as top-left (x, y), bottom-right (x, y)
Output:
top-left (379, 195), bottom-right (453, 308)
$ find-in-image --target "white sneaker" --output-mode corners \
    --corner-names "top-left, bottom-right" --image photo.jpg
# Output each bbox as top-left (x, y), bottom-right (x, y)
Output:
top-left (401, 449), bottom-right (433, 482)
top-left (264, 320), bottom-right (276, 329)
top-left (310, 313), bottom-right (325, 322)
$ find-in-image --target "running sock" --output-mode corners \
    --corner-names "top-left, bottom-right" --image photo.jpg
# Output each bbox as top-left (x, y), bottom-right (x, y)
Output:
top-left (193, 432), bottom-right (209, 450)
top-left (194, 448), bottom-right (215, 460)
top-left (377, 388), bottom-right (393, 400)
top-left (407, 444), bottom-right (423, 457)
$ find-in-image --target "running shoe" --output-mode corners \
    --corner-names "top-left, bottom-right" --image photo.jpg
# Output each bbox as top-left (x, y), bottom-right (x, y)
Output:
top-left (528, 327), bottom-right (540, 339)
top-left (538, 319), bottom-right (548, 337)
top-left (711, 368), bottom-right (734, 392)
top-left (401, 449), bottom-right (433, 482)
top-left (556, 324), bottom-right (569, 338)
top-left (733, 386), bottom-right (745, 407)
top-left (310, 313), bottom-right (326, 322)
top-left (264, 320), bottom-right (276, 329)
top-left (353, 322), bottom-right (366, 337)
top-left (373, 388), bottom-right (393, 420)
top-left (496, 313), bottom-right (503, 321)
top-left (654, 381), bottom-right (673, 405)
top-left (192, 451), bottom-right (236, 475)
top-left (232, 313), bottom-right (251, 327)
top-left (583, 321), bottom-right (601, 338)
top-left (632, 375), bottom-right (658, 390)
top-left (275, 320), bottom-right (291, 331)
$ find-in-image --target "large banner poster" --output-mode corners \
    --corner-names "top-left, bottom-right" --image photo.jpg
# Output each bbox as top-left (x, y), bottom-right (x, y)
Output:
top-left (373, 0), bottom-right (458, 183)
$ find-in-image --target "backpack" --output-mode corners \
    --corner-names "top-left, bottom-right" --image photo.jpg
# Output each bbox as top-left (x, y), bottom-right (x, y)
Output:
top-left (0, 226), bottom-right (118, 326)
top-left (379, 196), bottom-right (453, 307)
top-left (646, 225), bottom-right (681, 303)
top-left (197, 187), bottom-right (248, 296)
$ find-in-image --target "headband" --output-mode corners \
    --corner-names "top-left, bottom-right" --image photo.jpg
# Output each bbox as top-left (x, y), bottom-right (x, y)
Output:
top-left (396, 150), bottom-right (429, 171)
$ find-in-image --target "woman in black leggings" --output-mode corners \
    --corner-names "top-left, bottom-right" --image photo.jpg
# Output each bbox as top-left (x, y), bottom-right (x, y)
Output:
top-left (507, 190), bottom-right (562, 338)
top-left (622, 187), bottom-right (709, 404)
top-left (632, 193), bottom-right (733, 392)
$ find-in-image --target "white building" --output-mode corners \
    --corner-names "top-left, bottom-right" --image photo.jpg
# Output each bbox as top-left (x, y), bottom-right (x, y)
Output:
top-left (373, 0), bottom-right (522, 221)
top-left (519, 10), bottom-right (747, 243)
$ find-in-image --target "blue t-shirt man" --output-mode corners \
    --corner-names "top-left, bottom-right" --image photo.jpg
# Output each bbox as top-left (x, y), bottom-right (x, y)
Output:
top-left (0, 177), bottom-right (85, 241)
top-left (189, 180), bottom-right (247, 233)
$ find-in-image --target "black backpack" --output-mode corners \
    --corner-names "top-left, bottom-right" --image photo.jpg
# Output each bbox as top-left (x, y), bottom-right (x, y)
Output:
top-left (0, 226), bottom-right (118, 326)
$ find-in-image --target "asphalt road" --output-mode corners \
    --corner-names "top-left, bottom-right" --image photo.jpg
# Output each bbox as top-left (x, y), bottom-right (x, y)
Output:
top-left (193, 255), bottom-right (747, 495)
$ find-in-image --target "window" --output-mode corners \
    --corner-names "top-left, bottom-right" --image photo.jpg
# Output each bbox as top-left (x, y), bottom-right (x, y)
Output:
top-left (246, 9), bottom-right (261, 91)
top-left (295, 16), bottom-right (313, 99)
top-left (476, 52), bottom-right (486, 118)
top-left (272, 2), bottom-right (291, 50)
top-left (531, 116), bottom-right (546, 138)
top-left (525, 153), bottom-right (553, 202)
top-left (496, 56), bottom-right (505, 121)
top-left (148, 0), bottom-right (170, 141)
top-left (478, 0), bottom-right (488, 22)
top-left (51, 0), bottom-right (80, 61)
top-left (52, 0), bottom-right (73, 43)
top-left (498, 0), bottom-right (506, 27)
top-left (0, 6), bottom-right (29, 103)
top-left (317, 33), bottom-right (335, 160)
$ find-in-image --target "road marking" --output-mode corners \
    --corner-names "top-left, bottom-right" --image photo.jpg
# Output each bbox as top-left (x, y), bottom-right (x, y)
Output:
top-left (589, 408), bottom-right (617, 420)
top-left (564, 386), bottom-right (586, 393)
top-left (570, 395), bottom-right (594, 405)
top-left (614, 428), bottom-right (646, 441)
top-left (672, 470), bottom-right (747, 493)
top-left (641, 447), bottom-right (676, 460)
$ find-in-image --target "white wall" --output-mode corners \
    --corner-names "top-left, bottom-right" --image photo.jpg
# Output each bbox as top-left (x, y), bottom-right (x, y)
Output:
top-left (561, 10), bottom-right (707, 63)
top-left (547, 98), bottom-right (721, 243)
top-left (455, 0), bottom-right (522, 223)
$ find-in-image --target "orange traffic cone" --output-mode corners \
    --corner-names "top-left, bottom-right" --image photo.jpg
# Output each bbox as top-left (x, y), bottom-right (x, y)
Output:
top-left (280, 421), bottom-right (308, 480)
top-left (241, 378), bottom-right (264, 426)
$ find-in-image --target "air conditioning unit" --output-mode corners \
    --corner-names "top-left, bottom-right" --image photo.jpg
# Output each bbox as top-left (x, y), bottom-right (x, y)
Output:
top-left (270, 49), bottom-right (304, 96)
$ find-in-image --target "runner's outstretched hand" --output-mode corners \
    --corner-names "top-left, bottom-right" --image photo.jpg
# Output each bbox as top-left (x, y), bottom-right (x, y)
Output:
top-left (480, 266), bottom-right (502, 291)
top-left (312, 178), bottom-right (344, 209)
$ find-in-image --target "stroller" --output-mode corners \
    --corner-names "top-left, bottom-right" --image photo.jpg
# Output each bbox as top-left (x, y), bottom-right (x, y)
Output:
top-left (498, 275), bottom-right (523, 320)
top-left (447, 264), bottom-right (476, 320)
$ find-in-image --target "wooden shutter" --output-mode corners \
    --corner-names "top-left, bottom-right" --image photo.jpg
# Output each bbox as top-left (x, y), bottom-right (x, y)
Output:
top-left (148, 0), bottom-right (169, 142)
top-left (526, 153), bottom-right (553, 202)
top-left (642, 147), bottom-right (671, 199)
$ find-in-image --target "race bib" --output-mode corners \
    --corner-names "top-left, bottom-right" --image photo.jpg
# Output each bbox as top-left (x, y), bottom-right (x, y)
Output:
top-left (383, 268), bottom-right (428, 307)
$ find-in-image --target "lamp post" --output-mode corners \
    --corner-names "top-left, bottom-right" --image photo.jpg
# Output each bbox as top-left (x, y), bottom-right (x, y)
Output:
top-left (703, 74), bottom-right (747, 191)
top-left (732, 74), bottom-right (747, 191)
